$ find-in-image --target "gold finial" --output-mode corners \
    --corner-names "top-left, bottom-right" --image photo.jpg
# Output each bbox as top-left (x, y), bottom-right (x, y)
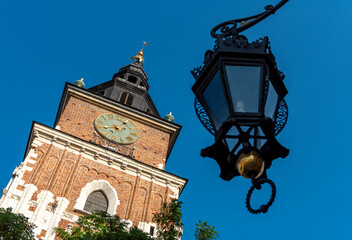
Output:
top-left (131, 41), bottom-right (150, 68)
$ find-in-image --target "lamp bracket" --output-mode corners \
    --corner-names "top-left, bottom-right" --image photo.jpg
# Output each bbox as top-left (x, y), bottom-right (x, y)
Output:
top-left (210, 0), bottom-right (289, 39)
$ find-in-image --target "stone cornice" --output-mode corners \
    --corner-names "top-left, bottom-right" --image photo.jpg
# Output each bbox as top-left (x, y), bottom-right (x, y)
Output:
top-left (25, 122), bottom-right (188, 195)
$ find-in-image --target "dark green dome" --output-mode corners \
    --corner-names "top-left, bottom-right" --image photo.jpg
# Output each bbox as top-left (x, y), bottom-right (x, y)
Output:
top-left (75, 78), bottom-right (85, 88)
top-left (164, 112), bottom-right (175, 122)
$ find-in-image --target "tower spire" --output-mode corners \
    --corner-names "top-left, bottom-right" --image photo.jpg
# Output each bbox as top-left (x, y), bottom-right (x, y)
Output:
top-left (131, 41), bottom-right (150, 68)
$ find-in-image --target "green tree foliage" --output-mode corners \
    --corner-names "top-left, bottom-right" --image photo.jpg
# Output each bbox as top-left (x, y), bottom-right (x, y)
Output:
top-left (55, 211), bottom-right (152, 240)
top-left (194, 221), bottom-right (219, 240)
top-left (0, 207), bottom-right (36, 240)
top-left (152, 199), bottom-right (183, 240)
top-left (56, 201), bottom-right (219, 240)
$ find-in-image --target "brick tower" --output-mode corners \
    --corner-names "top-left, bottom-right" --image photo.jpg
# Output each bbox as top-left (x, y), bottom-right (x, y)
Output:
top-left (0, 53), bottom-right (187, 239)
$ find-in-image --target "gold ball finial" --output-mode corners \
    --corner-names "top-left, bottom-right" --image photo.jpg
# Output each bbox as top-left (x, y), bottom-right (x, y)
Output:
top-left (236, 151), bottom-right (264, 179)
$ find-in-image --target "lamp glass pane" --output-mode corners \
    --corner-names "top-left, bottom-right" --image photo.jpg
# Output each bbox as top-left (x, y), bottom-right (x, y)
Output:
top-left (255, 127), bottom-right (267, 149)
top-left (264, 80), bottom-right (279, 120)
top-left (225, 65), bottom-right (261, 113)
top-left (202, 71), bottom-right (229, 129)
top-left (225, 126), bottom-right (239, 152)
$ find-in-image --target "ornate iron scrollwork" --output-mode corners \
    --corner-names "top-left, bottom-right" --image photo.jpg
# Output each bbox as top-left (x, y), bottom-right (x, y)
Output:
top-left (210, 0), bottom-right (289, 39)
top-left (194, 97), bottom-right (288, 137)
top-left (194, 98), bottom-right (215, 135)
top-left (274, 99), bottom-right (288, 136)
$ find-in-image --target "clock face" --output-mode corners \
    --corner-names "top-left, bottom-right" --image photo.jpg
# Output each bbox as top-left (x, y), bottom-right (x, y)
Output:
top-left (94, 113), bottom-right (138, 145)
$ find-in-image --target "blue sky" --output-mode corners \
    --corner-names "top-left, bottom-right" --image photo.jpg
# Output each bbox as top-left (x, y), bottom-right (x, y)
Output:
top-left (1, 0), bottom-right (352, 239)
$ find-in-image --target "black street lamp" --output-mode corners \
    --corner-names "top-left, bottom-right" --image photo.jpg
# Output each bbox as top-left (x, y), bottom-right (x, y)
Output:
top-left (191, 0), bottom-right (289, 214)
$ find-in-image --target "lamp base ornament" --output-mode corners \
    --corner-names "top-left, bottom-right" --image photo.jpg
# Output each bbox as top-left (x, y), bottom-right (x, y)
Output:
top-left (200, 117), bottom-right (287, 214)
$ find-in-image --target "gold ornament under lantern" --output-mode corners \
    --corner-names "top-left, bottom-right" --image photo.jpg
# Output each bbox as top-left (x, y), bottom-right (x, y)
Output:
top-left (236, 151), bottom-right (264, 179)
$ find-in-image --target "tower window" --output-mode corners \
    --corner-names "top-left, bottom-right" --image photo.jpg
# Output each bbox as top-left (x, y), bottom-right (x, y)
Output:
top-left (149, 226), bottom-right (155, 236)
top-left (83, 190), bottom-right (108, 213)
top-left (120, 92), bottom-right (134, 106)
top-left (127, 76), bottom-right (137, 84)
top-left (139, 82), bottom-right (145, 88)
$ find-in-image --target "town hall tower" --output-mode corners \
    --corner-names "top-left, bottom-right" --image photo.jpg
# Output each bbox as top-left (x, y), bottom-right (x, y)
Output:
top-left (0, 49), bottom-right (187, 239)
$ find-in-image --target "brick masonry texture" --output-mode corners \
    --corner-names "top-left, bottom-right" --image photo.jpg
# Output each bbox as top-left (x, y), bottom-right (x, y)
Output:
top-left (22, 142), bottom-right (172, 225)
top-left (56, 96), bottom-right (170, 169)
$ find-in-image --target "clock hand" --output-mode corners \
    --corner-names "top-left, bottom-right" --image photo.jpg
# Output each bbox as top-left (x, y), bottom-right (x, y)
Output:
top-left (99, 125), bottom-right (112, 128)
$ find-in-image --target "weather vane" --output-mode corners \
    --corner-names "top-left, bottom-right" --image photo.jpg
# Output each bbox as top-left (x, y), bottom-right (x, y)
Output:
top-left (131, 41), bottom-right (150, 68)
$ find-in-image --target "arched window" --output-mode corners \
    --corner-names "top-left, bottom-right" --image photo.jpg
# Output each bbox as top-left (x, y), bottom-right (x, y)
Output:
top-left (119, 92), bottom-right (134, 106)
top-left (83, 190), bottom-right (108, 213)
top-left (74, 180), bottom-right (119, 215)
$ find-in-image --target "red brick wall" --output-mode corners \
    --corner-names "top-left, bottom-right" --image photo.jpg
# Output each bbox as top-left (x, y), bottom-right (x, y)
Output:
top-left (56, 97), bottom-right (170, 169)
top-left (22, 142), bottom-right (171, 229)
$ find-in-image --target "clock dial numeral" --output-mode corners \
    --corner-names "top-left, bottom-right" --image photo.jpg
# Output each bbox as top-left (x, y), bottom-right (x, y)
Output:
top-left (102, 130), bottom-right (111, 138)
top-left (126, 136), bottom-right (133, 142)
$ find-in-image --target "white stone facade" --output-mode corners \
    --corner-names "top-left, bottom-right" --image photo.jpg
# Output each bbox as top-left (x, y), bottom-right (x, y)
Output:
top-left (0, 123), bottom-right (186, 239)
